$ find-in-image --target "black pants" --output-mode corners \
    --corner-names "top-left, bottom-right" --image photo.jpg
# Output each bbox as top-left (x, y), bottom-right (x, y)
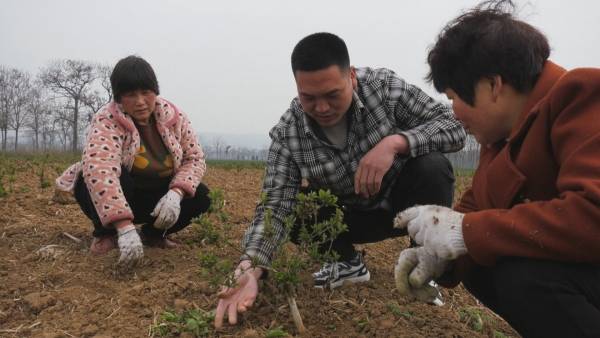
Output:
top-left (291, 152), bottom-right (455, 261)
top-left (463, 257), bottom-right (600, 338)
top-left (74, 167), bottom-right (210, 238)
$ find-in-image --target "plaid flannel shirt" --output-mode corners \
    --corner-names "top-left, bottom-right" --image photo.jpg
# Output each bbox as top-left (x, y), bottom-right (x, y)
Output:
top-left (242, 67), bottom-right (466, 266)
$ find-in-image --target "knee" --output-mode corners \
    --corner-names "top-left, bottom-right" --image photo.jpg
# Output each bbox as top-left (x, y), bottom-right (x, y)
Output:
top-left (491, 258), bottom-right (558, 312)
top-left (404, 152), bottom-right (454, 184)
top-left (192, 183), bottom-right (211, 213)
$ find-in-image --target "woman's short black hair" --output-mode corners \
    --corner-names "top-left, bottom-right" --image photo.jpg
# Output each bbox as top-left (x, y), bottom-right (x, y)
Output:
top-left (110, 55), bottom-right (159, 103)
top-left (291, 32), bottom-right (350, 75)
top-left (426, 0), bottom-right (550, 105)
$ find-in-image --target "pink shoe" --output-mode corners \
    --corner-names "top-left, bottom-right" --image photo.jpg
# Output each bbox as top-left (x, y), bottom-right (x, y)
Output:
top-left (90, 235), bottom-right (117, 255)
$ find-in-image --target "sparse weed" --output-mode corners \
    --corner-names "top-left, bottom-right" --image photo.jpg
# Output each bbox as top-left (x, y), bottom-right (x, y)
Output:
top-left (191, 188), bottom-right (232, 245)
top-left (356, 317), bottom-right (370, 332)
top-left (386, 301), bottom-right (412, 319)
top-left (151, 308), bottom-right (214, 337)
top-left (0, 171), bottom-right (7, 198)
top-left (459, 306), bottom-right (499, 333)
top-left (265, 326), bottom-right (289, 338)
top-left (198, 252), bottom-right (234, 288)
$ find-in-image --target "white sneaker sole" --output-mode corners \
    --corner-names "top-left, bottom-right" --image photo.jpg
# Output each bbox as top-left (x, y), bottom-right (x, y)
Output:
top-left (429, 297), bottom-right (445, 306)
top-left (326, 270), bottom-right (371, 289)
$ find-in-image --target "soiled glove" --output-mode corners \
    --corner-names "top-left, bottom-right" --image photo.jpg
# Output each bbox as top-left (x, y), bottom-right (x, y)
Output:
top-left (150, 189), bottom-right (182, 230)
top-left (394, 247), bottom-right (449, 302)
top-left (117, 224), bottom-right (144, 267)
top-left (394, 205), bottom-right (467, 260)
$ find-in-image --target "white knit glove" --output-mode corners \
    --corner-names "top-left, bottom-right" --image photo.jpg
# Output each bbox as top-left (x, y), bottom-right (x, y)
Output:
top-left (117, 224), bottom-right (144, 266)
top-left (394, 247), bottom-right (449, 302)
top-left (150, 189), bottom-right (182, 230)
top-left (394, 205), bottom-right (467, 260)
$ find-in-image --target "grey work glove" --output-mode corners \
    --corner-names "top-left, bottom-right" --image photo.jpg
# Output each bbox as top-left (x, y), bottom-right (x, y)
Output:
top-left (394, 247), bottom-right (449, 303)
top-left (394, 205), bottom-right (467, 260)
top-left (117, 224), bottom-right (144, 267)
top-left (150, 189), bottom-right (182, 230)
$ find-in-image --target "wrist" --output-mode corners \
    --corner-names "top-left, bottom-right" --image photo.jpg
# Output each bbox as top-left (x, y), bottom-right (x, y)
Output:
top-left (171, 187), bottom-right (184, 198)
top-left (114, 220), bottom-right (133, 231)
top-left (386, 134), bottom-right (409, 155)
top-left (449, 212), bottom-right (467, 255)
top-left (238, 260), bottom-right (263, 280)
top-left (116, 223), bottom-right (136, 236)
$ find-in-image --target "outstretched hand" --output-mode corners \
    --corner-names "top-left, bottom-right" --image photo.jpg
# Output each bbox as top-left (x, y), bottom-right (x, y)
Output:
top-left (116, 223), bottom-right (144, 268)
top-left (214, 260), bottom-right (262, 328)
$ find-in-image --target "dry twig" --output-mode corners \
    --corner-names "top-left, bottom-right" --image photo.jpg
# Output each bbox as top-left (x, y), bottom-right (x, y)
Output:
top-left (62, 232), bottom-right (82, 243)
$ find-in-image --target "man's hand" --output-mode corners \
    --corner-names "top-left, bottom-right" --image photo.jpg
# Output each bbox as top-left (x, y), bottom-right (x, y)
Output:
top-left (116, 224), bottom-right (144, 267)
top-left (214, 260), bottom-right (262, 328)
top-left (354, 134), bottom-right (408, 198)
top-left (394, 247), bottom-right (449, 302)
top-left (151, 189), bottom-right (182, 229)
top-left (394, 205), bottom-right (467, 260)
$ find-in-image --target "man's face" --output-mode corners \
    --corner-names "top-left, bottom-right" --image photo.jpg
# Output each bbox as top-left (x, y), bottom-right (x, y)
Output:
top-left (295, 65), bottom-right (357, 127)
top-left (445, 79), bottom-right (514, 145)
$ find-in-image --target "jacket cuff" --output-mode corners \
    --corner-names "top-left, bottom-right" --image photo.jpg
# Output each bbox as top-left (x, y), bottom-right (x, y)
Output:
top-left (399, 130), bottom-right (425, 157)
top-left (101, 213), bottom-right (134, 228)
top-left (462, 212), bottom-right (497, 266)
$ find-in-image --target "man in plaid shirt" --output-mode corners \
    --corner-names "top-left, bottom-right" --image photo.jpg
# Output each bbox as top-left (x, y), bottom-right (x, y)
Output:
top-left (215, 32), bottom-right (465, 328)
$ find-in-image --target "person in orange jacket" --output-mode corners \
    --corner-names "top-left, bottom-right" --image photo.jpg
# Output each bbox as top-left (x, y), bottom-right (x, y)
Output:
top-left (394, 1), bottom-right (600, 337)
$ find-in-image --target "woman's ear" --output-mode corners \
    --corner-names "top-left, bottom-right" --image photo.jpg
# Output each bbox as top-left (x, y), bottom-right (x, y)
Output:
top-left (489, 75), bottom-right (503, 102)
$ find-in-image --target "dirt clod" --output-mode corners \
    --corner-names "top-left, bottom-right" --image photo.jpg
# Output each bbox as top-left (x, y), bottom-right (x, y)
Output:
top-left (23, 292), bottom-right (56, 314)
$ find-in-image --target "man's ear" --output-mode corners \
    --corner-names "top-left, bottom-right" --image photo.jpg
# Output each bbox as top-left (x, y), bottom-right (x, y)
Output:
top-left (350, 66), bottom-right (357, 89)
top-left (489, 75), bottom-right (503, 102)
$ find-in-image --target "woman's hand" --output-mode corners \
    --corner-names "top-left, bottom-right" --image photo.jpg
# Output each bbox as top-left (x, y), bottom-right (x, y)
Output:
top-left (116, 223), bottom-right (144, 267)
top-left (214, 260), bottom-right (262, 328)
top-left (151, 189), bottom-right (183, 229)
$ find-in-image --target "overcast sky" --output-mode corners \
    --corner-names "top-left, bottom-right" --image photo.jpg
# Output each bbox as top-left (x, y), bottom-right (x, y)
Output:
top-left (1, 0), bottom-right (599, 147)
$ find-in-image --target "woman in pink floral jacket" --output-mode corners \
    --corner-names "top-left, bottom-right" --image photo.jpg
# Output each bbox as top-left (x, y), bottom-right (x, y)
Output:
top-left (56, 56), bottom-right (210, 266)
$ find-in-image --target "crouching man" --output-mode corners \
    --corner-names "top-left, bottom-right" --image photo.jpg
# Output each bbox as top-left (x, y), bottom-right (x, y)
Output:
top-left (393, 1), bottom-right (600, 337)
top-left (214, 32), bottom-right (466, 328)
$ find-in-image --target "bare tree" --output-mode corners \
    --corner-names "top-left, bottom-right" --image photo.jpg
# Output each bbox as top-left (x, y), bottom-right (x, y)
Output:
top-left (27, 82), bottom-right (53, 151)
top-left (0, 66), bottom-right (10, 151)
top-left (40, 59), bottom-right (97, 152)
top-left (82, 64), bottom-right (112, 122)
top-left (53, 105), bottom-right (73, 151)
top-left (210, 136), bottom-right (227, 159)
top-left (0, 68), bottom-right (33, 151)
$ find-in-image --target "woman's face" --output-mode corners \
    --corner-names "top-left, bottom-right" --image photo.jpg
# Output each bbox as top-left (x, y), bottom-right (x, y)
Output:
top-left (120, 89), bottom-right (156, 124)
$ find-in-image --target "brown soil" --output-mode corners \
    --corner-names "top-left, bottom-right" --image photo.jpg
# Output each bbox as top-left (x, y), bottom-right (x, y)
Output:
top-left (0, 165), bottom-right (519, 338)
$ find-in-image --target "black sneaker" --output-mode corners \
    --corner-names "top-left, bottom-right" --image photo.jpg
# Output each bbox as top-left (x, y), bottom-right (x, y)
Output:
top-left (313, 252), bottom-right (370, 289)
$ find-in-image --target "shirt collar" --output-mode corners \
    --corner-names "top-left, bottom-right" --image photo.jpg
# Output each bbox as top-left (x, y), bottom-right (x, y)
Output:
top-left (507, 60), bottom-right (566, 141)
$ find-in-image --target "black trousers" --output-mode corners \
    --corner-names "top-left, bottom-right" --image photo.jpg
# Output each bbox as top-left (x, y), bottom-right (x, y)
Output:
top-left (291, 152), bottom-right (455, 261)
top-left (463, 257), bottom-right (600, 338)
top-left (74, 167), bottom-right (210, 238)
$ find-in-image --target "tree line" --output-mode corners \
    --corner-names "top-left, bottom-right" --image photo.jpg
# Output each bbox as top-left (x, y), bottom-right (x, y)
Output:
top-left (0, 59), bottom-right (480, 168)
top-left (0, 60), bottom-right (111, 152)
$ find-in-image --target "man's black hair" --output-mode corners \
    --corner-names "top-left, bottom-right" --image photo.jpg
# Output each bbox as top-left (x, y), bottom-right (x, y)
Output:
top-left (291, 32), bottom-right (350, 74)
top-left (110, 55), bottom-right (160, 103)
top-left (426, 0), bottom-right (550, 105)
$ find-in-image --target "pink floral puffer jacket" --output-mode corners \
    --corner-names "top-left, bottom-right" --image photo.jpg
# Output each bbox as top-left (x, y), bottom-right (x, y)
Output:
top-left (56, 97), bottom-right (206, 227)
